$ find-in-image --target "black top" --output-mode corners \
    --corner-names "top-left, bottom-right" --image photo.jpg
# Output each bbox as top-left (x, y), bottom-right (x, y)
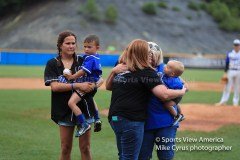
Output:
top-left (108, 68), bottom-right (162, 122)
top-left (44, 56), bottom-right (95, 124)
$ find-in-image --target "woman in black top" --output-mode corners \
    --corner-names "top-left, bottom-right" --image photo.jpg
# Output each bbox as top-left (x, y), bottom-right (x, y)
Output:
top-left (44, 31), bottom-right (95, 160)
top-left (106, 39), bottom-right (187, 160)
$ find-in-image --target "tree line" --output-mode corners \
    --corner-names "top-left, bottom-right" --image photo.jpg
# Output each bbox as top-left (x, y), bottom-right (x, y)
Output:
top-left (0, 0), bottom-right (49, 17)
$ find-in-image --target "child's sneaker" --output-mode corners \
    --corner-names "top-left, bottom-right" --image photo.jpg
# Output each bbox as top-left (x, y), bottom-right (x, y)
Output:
top-left (172, 114), bottom-right (185, 126)
top-left (75, 123), bottom-right (91, 137)
top-left (94, 119), bottom-right (102, 132)
top-left (179, 114), bottom-right (185, 122)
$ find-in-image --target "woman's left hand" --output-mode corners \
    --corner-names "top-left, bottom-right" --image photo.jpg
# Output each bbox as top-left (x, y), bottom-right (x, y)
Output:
top-left (75, 82), bottom-right (95, 93)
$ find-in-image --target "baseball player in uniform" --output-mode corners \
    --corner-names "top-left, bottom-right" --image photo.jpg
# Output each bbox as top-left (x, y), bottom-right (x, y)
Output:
top-left (216, 39), bottom-right (240, 106)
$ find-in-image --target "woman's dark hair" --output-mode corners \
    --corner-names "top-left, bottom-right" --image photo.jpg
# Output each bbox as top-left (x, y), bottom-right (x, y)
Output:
top-left (56, 31), bottom-right (77, 66)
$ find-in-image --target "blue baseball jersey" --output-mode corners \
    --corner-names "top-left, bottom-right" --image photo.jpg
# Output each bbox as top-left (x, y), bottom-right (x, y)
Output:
top-left (145, 63), bottom-right (179, 130)
top-left (162, 74), bottom-right (183, 90)
top-left (226, 50), bottom-right (240, 70)
top-left (76, 54), bottom-right (102, 83)
top-left (58, 75), bottom-right (68, 83)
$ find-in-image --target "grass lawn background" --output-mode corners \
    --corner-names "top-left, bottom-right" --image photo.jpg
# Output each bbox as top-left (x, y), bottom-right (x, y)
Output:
top-left (0, 65), bottom-right (223, 82)
top-left (0, 66), bottom-right (238, 160)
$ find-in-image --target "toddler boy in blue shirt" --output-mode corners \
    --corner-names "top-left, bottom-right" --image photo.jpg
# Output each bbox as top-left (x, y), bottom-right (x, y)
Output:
top-left (64, 35), bottom-right (103, 137)
top-left (162, 60), bottom-right (185, 126)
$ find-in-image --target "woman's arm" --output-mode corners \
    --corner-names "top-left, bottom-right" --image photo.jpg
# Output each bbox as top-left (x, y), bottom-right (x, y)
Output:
top-left (105, 70), bottom-right (116, 91)
top-left (50, 81), bottom-right (94, 93)
top-left (152, 84), bottom-right (186, 101)
top-left (105, 64), bottom-right (127, 91)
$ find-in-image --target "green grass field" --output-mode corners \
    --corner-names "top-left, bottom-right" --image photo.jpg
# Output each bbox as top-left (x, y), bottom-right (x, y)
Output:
top-left (0, 65), bottom-right (239, 160)
top-left (0, 65), bottom-right (223, 82)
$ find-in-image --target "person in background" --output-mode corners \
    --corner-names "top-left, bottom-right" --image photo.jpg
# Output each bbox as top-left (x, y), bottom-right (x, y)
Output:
top-left (216, 39), bottom-right (240, 106)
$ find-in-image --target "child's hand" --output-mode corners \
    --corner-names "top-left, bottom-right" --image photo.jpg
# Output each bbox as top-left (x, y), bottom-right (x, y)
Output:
top-left (112, 63), bottom-right (128, 74)
top-left (64, 74), bottom-right (74, 80)
top-left (63, 68), bottom-right (74, 80)
top-left (183, 83), bottom-right (189, 92)
top-left (63, 68), bottom-right (72, 75)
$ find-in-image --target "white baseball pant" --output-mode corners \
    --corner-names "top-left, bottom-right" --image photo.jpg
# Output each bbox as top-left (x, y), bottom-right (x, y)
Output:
top-left (219, 70), bottom-right (240, 106)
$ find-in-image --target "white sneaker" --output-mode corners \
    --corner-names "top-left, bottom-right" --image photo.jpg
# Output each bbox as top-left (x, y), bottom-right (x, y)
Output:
top-left (75, 123), bottom-right (91, 137)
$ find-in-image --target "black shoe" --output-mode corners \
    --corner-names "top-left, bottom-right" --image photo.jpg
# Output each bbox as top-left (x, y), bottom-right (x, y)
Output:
top-left (94, 119), bottom-right (102, 132)
top-left (172, 114), bottom-right (185, 126)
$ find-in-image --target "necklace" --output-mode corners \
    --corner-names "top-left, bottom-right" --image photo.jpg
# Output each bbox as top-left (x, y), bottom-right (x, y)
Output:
top-left (62, 59), bottom-right (73, 68)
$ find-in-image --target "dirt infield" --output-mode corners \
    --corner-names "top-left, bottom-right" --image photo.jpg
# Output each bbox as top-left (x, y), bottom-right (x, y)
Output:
top-left (0, 78), bottom-right (224, 91)
top-left (1, 78), bottom-right (240, 132)
top-left (0, 78), bottom-right (48, 89)
top-left (101, 104), bottom-right (240, 132)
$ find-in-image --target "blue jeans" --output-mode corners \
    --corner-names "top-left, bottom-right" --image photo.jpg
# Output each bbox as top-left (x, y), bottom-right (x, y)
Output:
top-left (110, 116), bottom-right (145, 160)
top-left (139, 126), bottom-right (178, 160)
